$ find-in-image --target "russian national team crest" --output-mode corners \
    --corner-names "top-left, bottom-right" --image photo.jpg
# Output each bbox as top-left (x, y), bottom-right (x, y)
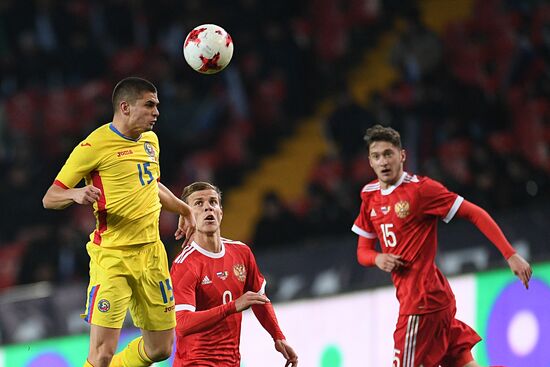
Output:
top-left (144, 142), bottom-right (156, 160)
top-left (97, 299), bottom-right (110, 312)
top-left (394, 200), bottom-right (410, 218)
top-left (233, 264), bottom-right (247, 282)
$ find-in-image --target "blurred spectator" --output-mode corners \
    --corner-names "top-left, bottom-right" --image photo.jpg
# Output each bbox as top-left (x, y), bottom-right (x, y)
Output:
top-left (391, 15), bottom-right (442, 83)
top-left (252, 191), bottom-right (303, 249)
top-left (325, 86), bottom-right (373, 161)
top-left (17, 225), bottom-right (88, 285)
top-left (301, 184), bottom-right (353, 238)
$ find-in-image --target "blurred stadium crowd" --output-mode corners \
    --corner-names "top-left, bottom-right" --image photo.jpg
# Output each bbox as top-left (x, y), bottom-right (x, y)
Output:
top-left (0, 0), bottom-right (549, 295)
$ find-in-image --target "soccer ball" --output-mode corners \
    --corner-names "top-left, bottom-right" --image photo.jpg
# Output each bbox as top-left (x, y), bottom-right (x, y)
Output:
top-left (183, 24), bottom-right (234, 74)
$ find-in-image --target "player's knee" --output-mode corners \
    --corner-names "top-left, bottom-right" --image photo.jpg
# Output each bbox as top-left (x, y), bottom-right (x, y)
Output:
top-left (148, 348), bottom-right (172, 362)
top-left (88, 342), bottom-right (117, 367)
top-left (147, 345), bottom-right (172, 362)
top-left (92, 352), bottom-right (115, 367)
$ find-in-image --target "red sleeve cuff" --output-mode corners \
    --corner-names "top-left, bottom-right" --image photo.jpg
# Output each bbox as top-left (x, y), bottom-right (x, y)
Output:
top-left (357, 236), bottom-right (378, 266)
top-left (53, 179), bottom-right (69, 189)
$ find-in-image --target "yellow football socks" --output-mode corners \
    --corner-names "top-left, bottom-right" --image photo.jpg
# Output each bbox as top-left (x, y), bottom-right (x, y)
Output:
top-left (109, 336), bottom-right (153, 367)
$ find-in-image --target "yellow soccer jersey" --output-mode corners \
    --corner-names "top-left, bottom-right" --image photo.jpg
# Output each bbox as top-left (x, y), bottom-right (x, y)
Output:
top-left (55, 123), bottom-right (162, 248)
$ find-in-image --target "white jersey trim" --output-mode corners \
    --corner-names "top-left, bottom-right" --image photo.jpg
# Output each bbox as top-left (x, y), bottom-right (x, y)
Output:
top-left (351, 224), bottom-right (377, 239)
top-left (362, 182), bottom-right (380, 192)
top-left (174, 245), bottom-right (196, 264)
top-left (381, 172), bottom-right (408, 196)
top-left (256, 279), bottom-right (267, 295)
top-left (443, 195), bottom-right (464, 223)
top-left (175, 304), bottom-right (196, 312)
top-left (221, 237), bottom-right (246, 245)
top-left (191, 240), bottom-right (226, 258)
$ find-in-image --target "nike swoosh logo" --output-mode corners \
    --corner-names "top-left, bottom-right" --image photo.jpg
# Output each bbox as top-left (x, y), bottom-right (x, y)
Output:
top-left (80, 142), bottom-right (91, 147)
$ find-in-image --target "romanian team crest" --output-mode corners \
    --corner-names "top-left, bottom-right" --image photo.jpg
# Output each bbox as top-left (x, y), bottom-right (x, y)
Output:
top-left (143, 142), bottom-right (156, 159)
top-left (394, 200), bottom-right (410, 218)
top-left (97, 299), bottom-right (110, 312)
top-left (233, 264), bottom-right (247, 282)
top-left (217, 271), bottom-right (228, 280)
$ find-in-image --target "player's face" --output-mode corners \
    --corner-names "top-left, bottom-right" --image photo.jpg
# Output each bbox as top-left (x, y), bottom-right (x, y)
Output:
top-left (368, 141), bottom-right (406, 188)
top-left (187, 189), bottom-right (223, 235)
top-left (127, 92), bottom-right (159, 134)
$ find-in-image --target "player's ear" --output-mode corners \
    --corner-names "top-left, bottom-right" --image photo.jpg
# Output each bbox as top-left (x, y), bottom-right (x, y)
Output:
top-left (120, 101), bottom-right (130, 116)
top-left (401, 149), bottom-right (406, 163)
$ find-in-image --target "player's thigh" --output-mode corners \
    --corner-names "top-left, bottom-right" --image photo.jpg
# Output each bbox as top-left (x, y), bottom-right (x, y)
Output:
top-left (82, 243), bottom-right (132, 329)
top-left (393, 308), bottom-right (452, 367)
top-left (129, 241), bottom-right (176, 331)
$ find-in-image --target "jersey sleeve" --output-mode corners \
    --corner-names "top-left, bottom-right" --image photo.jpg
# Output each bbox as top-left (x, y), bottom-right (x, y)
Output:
top-left (419, 178), bottom-right (464, 223)
top-left (55, 140), bottom-right (101, 188)
top-left (352, 198), bottom-right (377, 238)
top-left (171, 263), bottom-right (199, 312)
top-left (244, 247), bottom-right (266, 295)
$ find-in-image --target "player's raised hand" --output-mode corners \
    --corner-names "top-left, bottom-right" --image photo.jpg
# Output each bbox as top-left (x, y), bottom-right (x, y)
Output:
top-left (274, 339), bottom-right (298, 367)
top-left (235, 291), bottom-right (270, 312)
top-left (507, 253), bottom-right (532, 289)
top-left (73, 185), bottom-right (101, 205)
top-left (176, 212), bottom-right (196, 247)
top-left (375, 253), bottom-right (405, 273)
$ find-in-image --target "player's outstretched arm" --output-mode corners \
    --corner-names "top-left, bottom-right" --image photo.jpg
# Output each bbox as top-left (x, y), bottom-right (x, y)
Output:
top-left (43, 184), bottom-right (101, 209)
top-left (158, 182), bottom-right (196, 246)
top-left (456, 199), bottom-right (532, 289)
top-left (251, 299), bottom-right (297, 366)
top-left (275, 339), bottom-right (298, 367)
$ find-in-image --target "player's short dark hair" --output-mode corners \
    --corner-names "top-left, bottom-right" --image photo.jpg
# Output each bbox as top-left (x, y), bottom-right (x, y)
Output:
top-left (181, 182), bottom-right (223, 204)
top-left (364, 124), bottom-right (402, 151)
top-left (112, 77), bottom-right (157, 110)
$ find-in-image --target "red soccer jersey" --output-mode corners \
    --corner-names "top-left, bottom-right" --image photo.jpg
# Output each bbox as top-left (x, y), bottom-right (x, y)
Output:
top-left (170, 238), bottom-right (266, 367)
top-left (352, 172), bottom-right (464, 315)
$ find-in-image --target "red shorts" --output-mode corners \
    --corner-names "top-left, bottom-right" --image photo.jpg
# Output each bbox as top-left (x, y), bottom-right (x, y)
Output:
top-left (392, 306), bottom-right (481, 367)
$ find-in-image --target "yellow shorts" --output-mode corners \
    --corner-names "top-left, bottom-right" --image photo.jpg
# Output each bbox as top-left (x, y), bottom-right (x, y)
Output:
top-left (81, 240), bottom-right (176, 330)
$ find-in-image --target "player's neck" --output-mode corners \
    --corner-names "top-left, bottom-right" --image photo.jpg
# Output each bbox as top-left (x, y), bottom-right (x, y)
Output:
top-left (112, 118), bottom-right (140, 140)
top-left (195, 233), bottom-right (222, 253)
top-left (379, 180), bottom-right (396, 190)
top-left (378, 170), bottom-right (404, 189)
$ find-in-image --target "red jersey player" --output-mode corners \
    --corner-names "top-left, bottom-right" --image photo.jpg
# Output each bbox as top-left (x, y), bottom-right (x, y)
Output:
top-left (352, 125), bottom-right (532, 367)
top-left (170, 181), bottom-right (298, 367)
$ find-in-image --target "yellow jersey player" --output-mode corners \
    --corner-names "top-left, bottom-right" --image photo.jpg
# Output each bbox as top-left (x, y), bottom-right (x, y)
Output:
top-left (42, 77), bottom-right (196, 367)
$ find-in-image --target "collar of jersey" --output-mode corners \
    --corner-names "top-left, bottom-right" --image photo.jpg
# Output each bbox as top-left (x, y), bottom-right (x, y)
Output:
top-left (380, 171), bottom-right (407, 196)
top-left (109, 123), bottom-right (142, 142)
top-left (191, 240), bottom-right (226, 258)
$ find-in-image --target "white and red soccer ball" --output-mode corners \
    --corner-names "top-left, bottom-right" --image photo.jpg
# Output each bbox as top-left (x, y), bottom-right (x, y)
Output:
top-left (183, 24), bottom-right (234, 74)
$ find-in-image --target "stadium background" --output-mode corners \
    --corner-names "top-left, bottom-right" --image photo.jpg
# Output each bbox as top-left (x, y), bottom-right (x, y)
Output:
top-left (0, 0), bottom-right (548, 366)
